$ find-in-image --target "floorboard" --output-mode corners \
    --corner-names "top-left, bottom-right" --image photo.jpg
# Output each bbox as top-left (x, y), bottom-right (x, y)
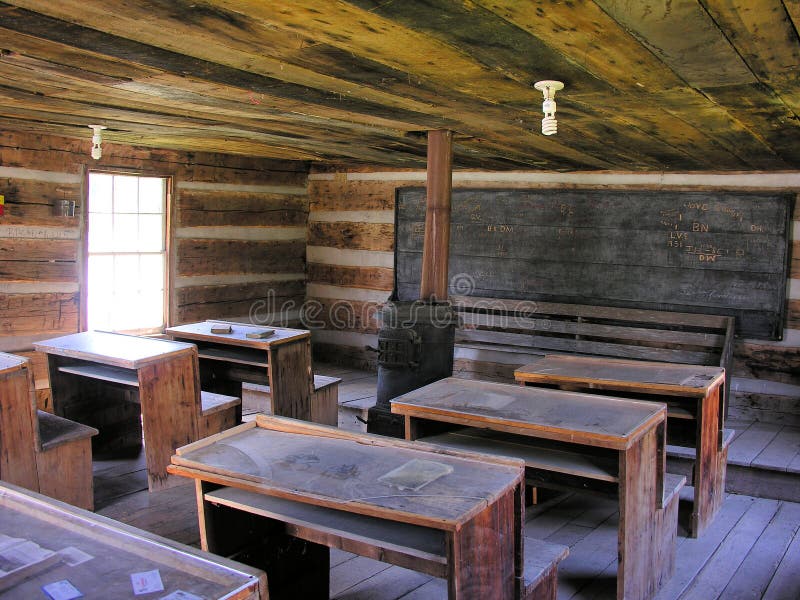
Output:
top-left (719, 501), bottom-right (800, 599)
top-left (677, 498), bottom-right (781, 599)
top-left (762, 524), bottom-right (800, 600)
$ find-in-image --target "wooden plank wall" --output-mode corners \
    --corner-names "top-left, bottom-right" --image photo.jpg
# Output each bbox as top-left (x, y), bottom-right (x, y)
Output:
top-left (0, 130), bottom-right (309, 356)
top-left (307, 169), bottom-right (800, 426)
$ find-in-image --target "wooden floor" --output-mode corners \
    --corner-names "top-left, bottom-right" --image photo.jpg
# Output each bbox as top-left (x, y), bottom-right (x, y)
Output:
top-left (92, 364), bottom-right (800, 600)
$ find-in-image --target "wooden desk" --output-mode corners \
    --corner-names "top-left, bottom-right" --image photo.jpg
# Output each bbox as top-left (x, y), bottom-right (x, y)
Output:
top-left (515, 355), bottom-right (727, 537)
top-left (391, 377), bottom-right (683, 600)
top-left (166, 321), bottom-right (314, 421)
top-left (34, 331), bottom-right (203, 492)
top-left (0, 481), bottom-right (265, 599)
top-left (168, 415), bottom-right (528, 600)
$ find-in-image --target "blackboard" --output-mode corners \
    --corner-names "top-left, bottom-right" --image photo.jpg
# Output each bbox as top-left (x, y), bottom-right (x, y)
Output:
top-left (395, 188), bottom-right (794, 339)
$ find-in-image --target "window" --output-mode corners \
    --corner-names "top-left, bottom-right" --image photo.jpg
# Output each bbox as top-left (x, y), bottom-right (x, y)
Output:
top-left (86, 173), bottom-right (167, 334)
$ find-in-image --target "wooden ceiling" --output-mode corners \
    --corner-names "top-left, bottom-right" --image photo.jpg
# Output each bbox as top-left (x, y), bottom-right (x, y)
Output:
top-left (1, 1), bottom-right (799, 171)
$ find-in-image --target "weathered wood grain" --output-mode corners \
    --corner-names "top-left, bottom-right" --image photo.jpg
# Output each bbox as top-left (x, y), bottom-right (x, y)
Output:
top-left (0, 178), bottom-right (81, 225)
top-left (309, 180), bottom-right (398, 212)
top-left (307, 263), bottom-right (393, 291)
top-left (309, 222), bottom-right (394, 252)
top-left (175, 280), bottom-right (305, 324)
top-left (176, 239), bottom-right (305, 276)
top-left (0, 292), bottom-right (78, 336)
top-left (177, 190), bottom-right (308, 228)
top-left (304, 297), bottom-right (382, 335)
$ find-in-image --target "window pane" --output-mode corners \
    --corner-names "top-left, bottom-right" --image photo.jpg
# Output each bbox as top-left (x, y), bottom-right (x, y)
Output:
top-left (113, 175), bottom-right (139, 213)
top-left (138, 290), bottom-right (165, 328)
top-left (140, 254), bottom-right (164, 289)
top-left (87, 255), bottom-right (114, 331)
top-left (113, 214), bottom-right (138, 252)
top-left (138, 214), bottom-right (164, 252)
top-left (138, 178), bottom-right (165, 213)
top-left (89, 173), bottom-right (113, 213)
top-left (114, 255), bottom-right (140, 293)
top-left (88, 213), bottom-right (113, 252)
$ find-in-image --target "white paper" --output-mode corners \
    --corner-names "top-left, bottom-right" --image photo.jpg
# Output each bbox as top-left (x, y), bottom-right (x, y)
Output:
top-left (160, 591), bottom-right (204, 600)
top-left (42, 579), bottom-right (83, 600)
top-left (0, 540), bottom-right (55, 564)
top-left (57, 546), bottom-right (94, 567)
top-left (131, 569), bottom-right (165, 595)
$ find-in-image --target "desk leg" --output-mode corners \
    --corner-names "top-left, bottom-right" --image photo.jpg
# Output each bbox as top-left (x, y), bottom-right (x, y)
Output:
top-left (196, 480), bottom-right (329, 599)
top-left (447, 487), bottom-right (517, 600)
top-left (139, 355), bottom-right (199, 492)
top-left (691, 383), bottom-right (724, 537)
top-left (618, 427), bottom-right (677, 600)
top-left (269, 340), bottom-right (313, 421)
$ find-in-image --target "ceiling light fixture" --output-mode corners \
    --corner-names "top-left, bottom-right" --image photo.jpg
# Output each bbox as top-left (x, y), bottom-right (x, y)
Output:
top-left (534, 80), bottom-right (564, 136)
top-left (88, 125), bottom-right (106, 160)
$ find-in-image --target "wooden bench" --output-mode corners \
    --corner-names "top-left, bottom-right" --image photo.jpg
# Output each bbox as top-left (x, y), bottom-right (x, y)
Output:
top-left (391, 377), bottom-right (685, 600)
top-left (450, 295), bottom-right (735, 415)
top-left (169, 415), bottom-right (567, 600)
top-left (242, 374), bottom-right (341, 425)
top-left (0, 352), bottom-right (98, 511)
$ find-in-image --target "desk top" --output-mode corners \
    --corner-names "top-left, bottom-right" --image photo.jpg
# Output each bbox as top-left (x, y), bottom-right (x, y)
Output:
top-left (170, 415), bottom-right (524, 531)
top-left (515, 355), bottom-right (725, 396)
top-left (0, 352), bottom-right (26, 376)
top-left (34, 331), bottom-right (195, 369)
top-left (391, 377), bottom-right (666, 450)
top-left (0, 482), bottom-right (264, 599)
top-left (166, 320), bottom-right (310, 349)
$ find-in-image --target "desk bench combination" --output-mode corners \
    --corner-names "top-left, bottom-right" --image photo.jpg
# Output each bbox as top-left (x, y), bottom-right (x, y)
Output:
top-left (515, 355), bottom-right (732, 537)
top-left (168, 415), bottom-right (569, 600)
top-left (391, 377), bottom-right (685, 600)
top-left (166, 320), bottom-right (340, 424)
top-left (34, 331), bottom-right (241, 492)
top-left (0, 481), bottom-right (265, 599)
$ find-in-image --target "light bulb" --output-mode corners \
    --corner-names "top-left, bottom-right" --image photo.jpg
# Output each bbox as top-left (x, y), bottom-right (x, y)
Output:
top-left (88, 125), bottom-right (106, 160)
top-left (534, 80), bottom-right (564, 136)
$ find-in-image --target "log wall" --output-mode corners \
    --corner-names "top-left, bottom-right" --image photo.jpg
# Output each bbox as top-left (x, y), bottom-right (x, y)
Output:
top-left (307, 168), bottom-right (800, 426)
top-left (0, 130), bottom-right (308, 354)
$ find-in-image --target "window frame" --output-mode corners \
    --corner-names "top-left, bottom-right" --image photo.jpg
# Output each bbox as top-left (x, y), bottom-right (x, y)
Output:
top-left (81, 168), bottom-right (173, 334)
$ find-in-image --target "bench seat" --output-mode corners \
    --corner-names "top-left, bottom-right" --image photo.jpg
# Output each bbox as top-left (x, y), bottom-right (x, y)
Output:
top-left (242, 374), bottom-right (341, 426)
top-left (199, 391), bottom-right (241, 438)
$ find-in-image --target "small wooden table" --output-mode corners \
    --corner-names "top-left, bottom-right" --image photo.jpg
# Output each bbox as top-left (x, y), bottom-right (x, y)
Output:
top-left (515, 355), bottom-right (727, 536)
top-left (166, 320), bottom-right (314, 421)
top-left (391, 377), bottom-right (683, 600)
top-left (35, 331), bottom-right (203, 491)
top-left (0, 481), bottom-right (265, 599)
top-left (168, 415), bottom-right (527, 600)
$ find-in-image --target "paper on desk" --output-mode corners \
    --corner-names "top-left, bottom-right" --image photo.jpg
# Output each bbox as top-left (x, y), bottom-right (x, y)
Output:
top-left (378, 459), bottom-right (453, 492)
top-left (131, 569), bottom-right (164, 595)
top-left (0, 538), bottom-right (56, 574)
top-left (42, 579), bottom-right (83, 600)
top-left (57, 546), bottom-right (94, 567)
